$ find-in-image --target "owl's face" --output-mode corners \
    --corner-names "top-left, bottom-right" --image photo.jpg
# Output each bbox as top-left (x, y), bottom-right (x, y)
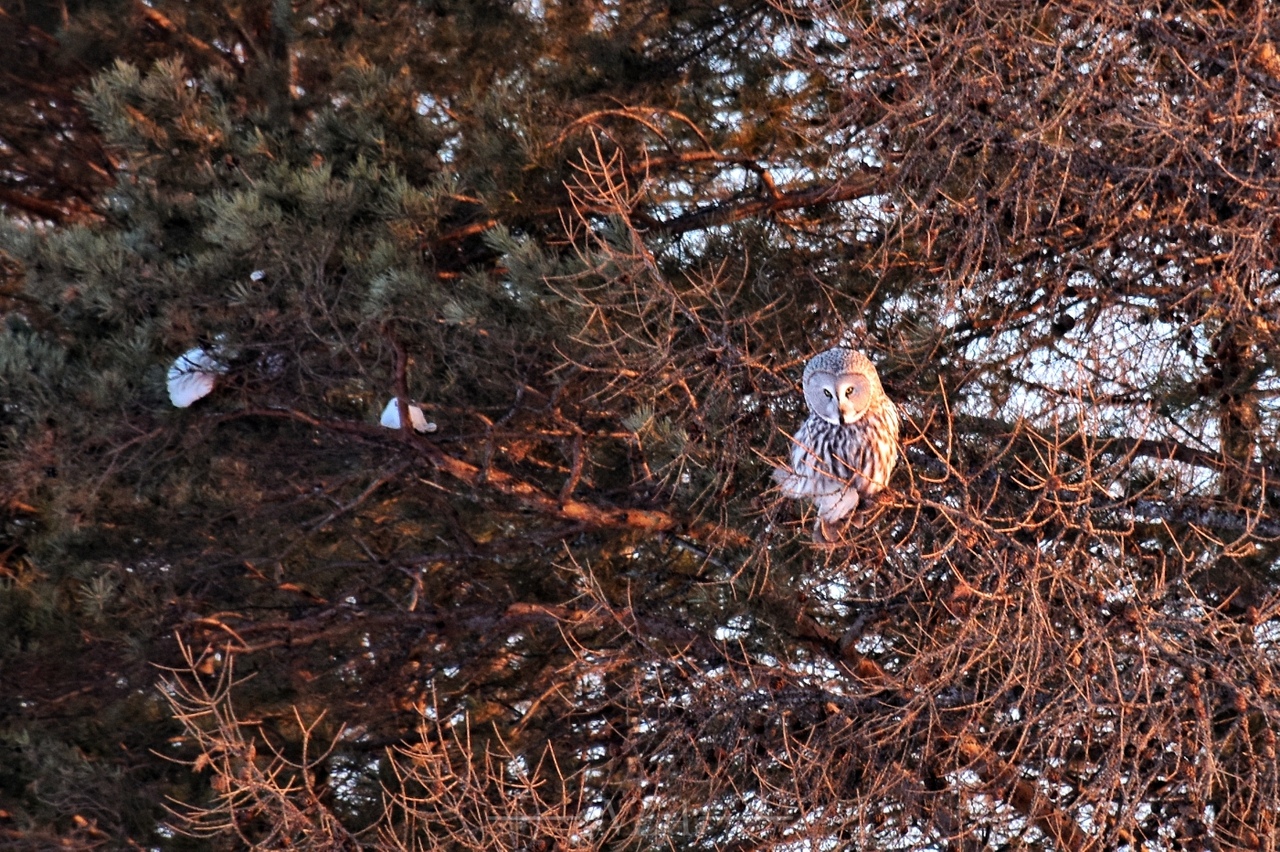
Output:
top-left (805, 369), bottom-right (873, 425)
top-left (802, 348), bottom-right (881, 426)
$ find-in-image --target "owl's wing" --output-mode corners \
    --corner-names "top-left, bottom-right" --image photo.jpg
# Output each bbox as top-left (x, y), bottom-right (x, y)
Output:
top-left (773, 465), bottom-right (823, 498)
top-left (774, 420), bottom-right (844, 497)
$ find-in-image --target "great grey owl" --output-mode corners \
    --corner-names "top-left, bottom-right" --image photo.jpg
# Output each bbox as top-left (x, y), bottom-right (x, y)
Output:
top-left (773, 347), bottom-right (899, 540)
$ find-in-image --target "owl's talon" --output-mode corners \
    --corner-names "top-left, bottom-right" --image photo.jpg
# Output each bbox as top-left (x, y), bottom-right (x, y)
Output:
top-left (814, 518), bottom-right (846, 544)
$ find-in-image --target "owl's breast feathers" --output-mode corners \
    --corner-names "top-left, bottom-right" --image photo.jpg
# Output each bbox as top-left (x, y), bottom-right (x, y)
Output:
top-left (776, 397), bottom-right (899, 499)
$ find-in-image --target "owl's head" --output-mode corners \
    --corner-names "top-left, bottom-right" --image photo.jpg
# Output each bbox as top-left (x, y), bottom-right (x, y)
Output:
top-left (802, 347), bottom-right (883, 426)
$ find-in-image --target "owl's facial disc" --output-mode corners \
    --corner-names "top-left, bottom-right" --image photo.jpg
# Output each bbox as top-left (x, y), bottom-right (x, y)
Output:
top-left (835, 375), bottom-right (871, 424)
top-left (806, 371), bottom-right (872, 425)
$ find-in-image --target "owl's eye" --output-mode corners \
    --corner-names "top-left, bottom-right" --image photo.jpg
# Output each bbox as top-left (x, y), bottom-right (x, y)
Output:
top-left (845, 387), bottom-right (854, 398)
top-left (823, 389), bottom-right (833, 399)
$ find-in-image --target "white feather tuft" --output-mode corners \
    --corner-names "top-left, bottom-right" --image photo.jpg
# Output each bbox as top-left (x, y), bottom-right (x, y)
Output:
top-left (380, 399), bottom-right (437, 433)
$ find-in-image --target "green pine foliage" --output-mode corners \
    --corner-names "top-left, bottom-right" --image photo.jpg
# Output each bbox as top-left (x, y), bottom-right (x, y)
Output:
top-left (3, 2), bottom-right (805, 845)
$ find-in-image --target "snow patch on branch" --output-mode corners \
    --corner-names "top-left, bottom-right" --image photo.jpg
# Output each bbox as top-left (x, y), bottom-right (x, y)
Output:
top-left (379, 399), bottom-right (436, 433)
top-left (167, 346), bottom-right (229, 408)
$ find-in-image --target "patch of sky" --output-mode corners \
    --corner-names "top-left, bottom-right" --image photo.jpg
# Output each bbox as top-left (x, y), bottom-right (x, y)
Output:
top-left (769, 806), bottom-right (855, 851)
top-left (328, 754), bottom-right (382, 808)
top-left (954, 270), bottom-right (1214, 466)
top-left (506, 754), bottom-right (528, 779)
top-left (835, 194), bottom-right (897, 241)
top-left (576, 670), bottom-right (607, 700)
top-left (437, 133), bottom-right (462, 164)
top-left (415, 92), bottom-right (439, 118)
top-left (969, 792), bottom-right (1038, 846)
top-left (854, 633), bottom-right (889, 656)
top-left (514, 0), bottom-right (544, 19)
top-left (590, 4), bottom-right (620, 31)
top-left (1254, 619), bottom-right (1280, 650)
top-left (827, 127), bottom-right (886, 170)
top-left (772, 70), bottom-right (811, 97)
top-left (812, 584), bottom-right (854, 619)
top-left (710, 614), bottom-right (753, 642)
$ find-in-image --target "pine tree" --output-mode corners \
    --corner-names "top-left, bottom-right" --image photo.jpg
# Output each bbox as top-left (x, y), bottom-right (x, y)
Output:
top-left (4, 0), bottom-right (1280, 849)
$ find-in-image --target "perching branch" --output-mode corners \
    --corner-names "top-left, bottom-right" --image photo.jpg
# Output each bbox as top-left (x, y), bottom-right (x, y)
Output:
top-left (233, 406), bottom-right (751, 548)
top-left (646, 172), bottom-right (885, 235)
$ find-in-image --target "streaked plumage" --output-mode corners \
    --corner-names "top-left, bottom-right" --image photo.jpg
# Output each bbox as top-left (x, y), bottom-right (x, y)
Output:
top-left (773, 347), bottom-right (899, 540)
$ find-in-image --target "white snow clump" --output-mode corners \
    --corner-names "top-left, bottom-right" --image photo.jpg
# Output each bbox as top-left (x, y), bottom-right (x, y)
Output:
top-left (167, 346), bottom-right (229, 408)
top-left (380, 398), bottom-right (437, 433)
